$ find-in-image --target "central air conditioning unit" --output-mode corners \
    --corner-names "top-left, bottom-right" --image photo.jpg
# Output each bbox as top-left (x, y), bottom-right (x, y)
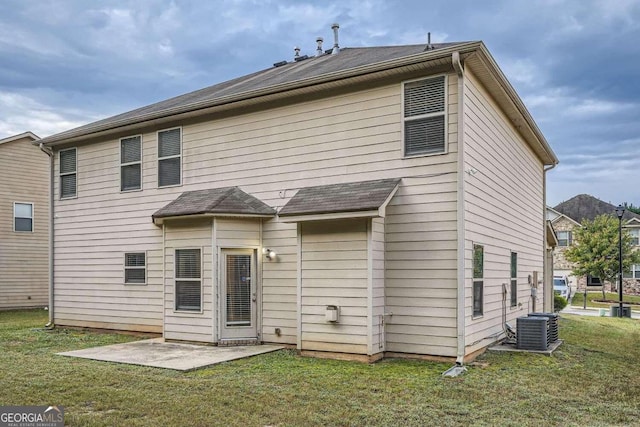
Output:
top-left (528, 312), bottom-right (559, 343)
top-left (516, 316), bottom-right (549, 351)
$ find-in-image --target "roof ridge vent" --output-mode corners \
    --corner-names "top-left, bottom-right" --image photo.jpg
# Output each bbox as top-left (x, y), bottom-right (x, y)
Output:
top-left (331, 23), bottom-right (340, 54)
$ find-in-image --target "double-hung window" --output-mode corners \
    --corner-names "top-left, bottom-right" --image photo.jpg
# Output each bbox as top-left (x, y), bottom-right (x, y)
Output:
top-left (175, 249), bottom-right (201, 311)
top-left (60, 148), bottom-right (77, 198)
top-left (124, 252), bottom-right (146, 284)
top-left (628, 228), bottom-right (640, 246)
top-left (510, 252), bottom-right (518, 307)
top-left (403, 75), bottom-right (446, 156)
top-left (158, 128), bottom-right (181, 187)
top-left (473, 244), bottom-right (484, 317)
top-left (14, 202), bottom-right (33, 232)
top-left (557, 231), bottom-right (572, 247)
top-left (121, 136), bottom-right (142, 191)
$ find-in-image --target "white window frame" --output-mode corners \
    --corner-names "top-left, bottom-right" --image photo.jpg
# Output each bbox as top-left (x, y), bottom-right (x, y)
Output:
top-left (120, 135), bottom-right (143, 192)
top-left (401, 74), bottom-right (448, 158)
top-left (472, 244), bottom-right (484, 318)
top-left (627, 228), bottom-right (640, 246)
top-left (59, 147), bottom-right (77, 199)
top-left (124, 251), bottom-right (147, 285)
top-left (174, 247), bottom-right (203, 313)
top-left (624, 264), bottom-right (640, 279)
top-left (557, 230), bottom-right (572, 247)
top-left (13, 202), bottom-right (34, 233)
top-left (157, 126), bottom-right (182, 188)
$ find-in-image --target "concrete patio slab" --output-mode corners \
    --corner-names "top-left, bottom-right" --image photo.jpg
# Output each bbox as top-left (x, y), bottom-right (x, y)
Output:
top-left (58, 338), bottom-right (284, 371)
top-left (487, 339), bottom-right (563, 356)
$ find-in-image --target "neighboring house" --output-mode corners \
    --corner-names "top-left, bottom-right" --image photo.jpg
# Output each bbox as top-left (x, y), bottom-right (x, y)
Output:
top-left (38, 35), bottom-right (557, 362)
top-left (548, 194), bottom-right (640, 290)
top-left (0, 132), bottom-right (49, 309)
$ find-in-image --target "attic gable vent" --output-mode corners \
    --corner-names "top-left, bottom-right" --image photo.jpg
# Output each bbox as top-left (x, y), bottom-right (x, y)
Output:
top-left (403, 75), bottom-right (446, 156)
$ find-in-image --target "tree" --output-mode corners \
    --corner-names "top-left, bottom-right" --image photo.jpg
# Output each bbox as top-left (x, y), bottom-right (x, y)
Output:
top-left (623, 202), bottom-right (640, 215)
top-left (564, 214), bottom-right (640, 299)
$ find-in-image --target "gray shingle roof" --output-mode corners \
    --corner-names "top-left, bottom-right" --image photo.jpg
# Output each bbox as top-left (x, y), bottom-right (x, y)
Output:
top-left (39, 42), bottom-right (474, 144)
top-left (278, 178), bottom-right (401, 217)
top-left (153, 187), bottom-right (275, 221)
top-left (554, 194), bottom-right (640, 223)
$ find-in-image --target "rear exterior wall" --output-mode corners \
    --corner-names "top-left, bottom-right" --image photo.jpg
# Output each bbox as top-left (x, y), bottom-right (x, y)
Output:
top-left (52, 73), bottom-right (461, 357)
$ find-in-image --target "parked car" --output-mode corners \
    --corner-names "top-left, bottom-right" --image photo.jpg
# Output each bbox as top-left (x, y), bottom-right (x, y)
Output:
top-left (553, 275), bottom-right (571, 300)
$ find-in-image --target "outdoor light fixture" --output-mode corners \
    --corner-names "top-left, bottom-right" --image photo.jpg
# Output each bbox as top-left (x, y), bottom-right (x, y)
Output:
top-left (263, 248), bottom-right (277, 260)
top-left (615, 205), bottom-right (625, 318)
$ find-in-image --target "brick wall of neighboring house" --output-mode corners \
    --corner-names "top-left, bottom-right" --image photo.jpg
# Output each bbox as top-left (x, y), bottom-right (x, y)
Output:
top-left (576, 276), bottom-right (640, 294)
top-left (553, 216), bottom-right (577, 271)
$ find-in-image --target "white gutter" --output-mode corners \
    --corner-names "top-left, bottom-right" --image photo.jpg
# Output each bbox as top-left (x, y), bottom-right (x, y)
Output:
top-left (543, 163), bottom-right (557, 312)
top-left (453, 51), bottom-right (467, 367)
top-left (39, 143), bottom-right (55, 327)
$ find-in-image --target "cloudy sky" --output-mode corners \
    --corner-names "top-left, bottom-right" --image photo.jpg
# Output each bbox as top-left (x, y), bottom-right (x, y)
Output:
top-left (1, 0), bottom-right (639, 206)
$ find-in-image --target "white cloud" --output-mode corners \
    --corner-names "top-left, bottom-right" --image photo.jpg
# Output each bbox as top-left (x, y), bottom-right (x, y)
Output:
top-left (0, 91), bottom-right (95, 138)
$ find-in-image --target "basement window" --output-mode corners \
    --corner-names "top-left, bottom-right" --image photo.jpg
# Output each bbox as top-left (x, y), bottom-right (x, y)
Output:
top-left (121, 135), bottom-right (142, 191)
top-left (158, 128), bottom-right (181, 187)
top-left (124, 252), bottom-right (146, 284)
top-left (403, 75), bottom-right (446, 156)
top-left (473, 244), bottom-right (484, 317)
top-left (175, 248), bottom-right (202, 312)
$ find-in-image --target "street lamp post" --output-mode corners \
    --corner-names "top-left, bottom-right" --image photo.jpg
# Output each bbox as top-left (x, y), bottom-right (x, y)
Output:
top-left (615, 205), bottom-right (625, 318)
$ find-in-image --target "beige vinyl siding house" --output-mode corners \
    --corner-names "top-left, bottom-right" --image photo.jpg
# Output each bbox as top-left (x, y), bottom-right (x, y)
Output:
top-left (0, 132), bottom-right (49, 309)
top-left (40, 38), bottom-right (557, 362)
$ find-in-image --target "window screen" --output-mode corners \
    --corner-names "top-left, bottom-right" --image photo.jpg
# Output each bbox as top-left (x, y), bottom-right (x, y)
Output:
top-left (158, 128), bottom-right (181, 187)
top-left (175, 249), bottom-right (201, 311)
top-left (403, 76), bottom-right (446, 156)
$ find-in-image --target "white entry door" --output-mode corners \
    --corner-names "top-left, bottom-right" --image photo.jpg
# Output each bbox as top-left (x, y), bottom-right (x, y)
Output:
top-left (220, 249), bottom-right (257, 340)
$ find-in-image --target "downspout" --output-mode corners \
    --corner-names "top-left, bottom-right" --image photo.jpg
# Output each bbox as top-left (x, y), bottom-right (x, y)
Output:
top-left (453, 52), bottom-right (466, 367)
top-left (39, 143), bottom-right (55, 328)
top-left (543, 163), bottom-right (557, 312)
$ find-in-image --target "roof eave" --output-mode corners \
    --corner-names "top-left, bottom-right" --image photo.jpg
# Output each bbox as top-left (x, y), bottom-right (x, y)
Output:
top-left (39, 42), bottom-right (482, 147)
top-left (466, 44), bottom-right (558, 166)
top-left (153, 212), bottom-right (275, 226)
top-left (0, 131), bottom-right (40, 146)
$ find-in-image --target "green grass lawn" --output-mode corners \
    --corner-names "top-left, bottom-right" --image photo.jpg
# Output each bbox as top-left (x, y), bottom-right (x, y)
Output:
top-left (1, 309), bottom-right (639, 426)
top-left (571, 291), bottom-right (640, 311)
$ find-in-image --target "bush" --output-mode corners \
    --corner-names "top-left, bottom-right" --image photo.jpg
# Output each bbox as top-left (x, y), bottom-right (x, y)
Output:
top-left (554, 294), bottom-right (568, 312)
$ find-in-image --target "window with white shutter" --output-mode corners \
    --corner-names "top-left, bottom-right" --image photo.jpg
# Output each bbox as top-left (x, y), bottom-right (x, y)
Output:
top-left (121, 136), bottom-right (142, 191)
top-left (403, 75), bottom-right (446, 156)
top-left (60, 148), bottom-right (77, 199)
top-left (158, 128), bottom-right (181, 187)
top-left (124, 252), bottom-right (146, 284)
top-left (175, 249), bottom-right (201, 311)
